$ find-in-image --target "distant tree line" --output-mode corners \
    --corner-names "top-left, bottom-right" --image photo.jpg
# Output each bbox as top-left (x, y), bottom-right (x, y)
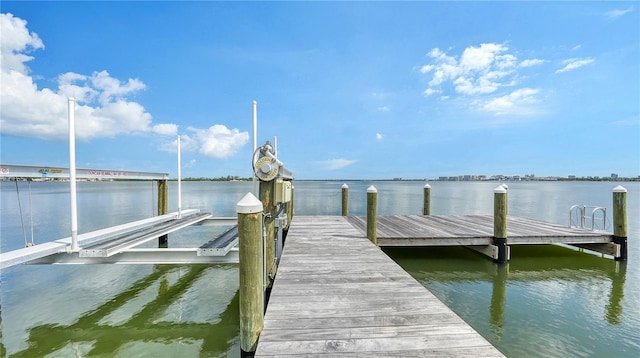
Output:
top-left (180, 176), bottom-right (253, 181)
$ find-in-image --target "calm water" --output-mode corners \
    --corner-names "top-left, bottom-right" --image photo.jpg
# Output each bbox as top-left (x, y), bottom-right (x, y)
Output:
top-left (1, 180), bottom-right (638, 357)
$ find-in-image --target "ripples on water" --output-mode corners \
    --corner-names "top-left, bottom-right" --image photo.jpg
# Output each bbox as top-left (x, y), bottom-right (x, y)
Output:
top-left (1, 180), bottom-right (639, 357)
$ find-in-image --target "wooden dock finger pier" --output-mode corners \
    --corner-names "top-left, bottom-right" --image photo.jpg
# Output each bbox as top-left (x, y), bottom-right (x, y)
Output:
top-left (255, 216), bottom-right (505, 357)
top-left (345, 214), bottom-right (612, 247)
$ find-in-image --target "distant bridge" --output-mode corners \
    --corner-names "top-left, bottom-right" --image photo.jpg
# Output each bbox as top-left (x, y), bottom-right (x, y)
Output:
top-left (1, 163), bottom-right (169, 180)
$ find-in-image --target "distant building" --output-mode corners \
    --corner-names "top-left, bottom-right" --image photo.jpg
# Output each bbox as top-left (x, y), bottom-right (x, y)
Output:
top-left (611, 173), bottom-right (619, 179)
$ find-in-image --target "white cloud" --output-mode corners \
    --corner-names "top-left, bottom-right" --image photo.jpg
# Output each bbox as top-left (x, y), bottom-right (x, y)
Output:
top-left (184, 159), bottom-right (196, 169)
top-left (459, 43), bottom-right (509, 72)
top-left (604, 6), bottom-right (634, 20)
top-left (152, 123), bottom-right (178, 136)
top-left (377, 106), bottom-right (390, 112)
top-left (162, 125), bottom-right (248, 159)
top-left (423, 88), bottom-right (441, 96)
top-left (520, 59), bottom-right (545, 67)
top-left (0, 13), bottom-right (43, 73)
top-left (321, 159), bottom-right (357, 170)
top-left (0, 13), bottom-right (177, 141)
top-left (480, 88), bottom-right (540, 115)
top-left (421, 43), bottom-right (522, 96)
top-left (555, 58), bottom-right (595, 74)
top-left (419, 64), bottom-right (434, 74)
top-left (376, 133), bottom-right (383, 140)
top-left (611, 115), bottom-right (640, 126)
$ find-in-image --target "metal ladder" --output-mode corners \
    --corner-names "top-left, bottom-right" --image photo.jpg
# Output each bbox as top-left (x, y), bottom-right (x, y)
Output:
top-left (569, 205), bottom-right (608, 231)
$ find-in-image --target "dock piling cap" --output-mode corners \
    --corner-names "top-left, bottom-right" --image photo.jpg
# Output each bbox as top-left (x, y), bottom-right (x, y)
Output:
top-left (424, 183), bottom-right (431, 188)
top-left (342, 183), bottom-right (349, 189)
top-left (494, 185), bottom-right (507, 194)
top-left (613, 185), bottom-right (627, 193)
top-left (237, 192), bottom-right (263, 214)
top-left (367, 185), bottom-right (377, 193)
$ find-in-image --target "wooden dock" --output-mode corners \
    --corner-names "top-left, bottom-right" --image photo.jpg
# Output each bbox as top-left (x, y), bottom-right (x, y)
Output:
top-left (345, 214), bottom-right (612, 246)
top-left (255, 216), bottom-right (505, 357)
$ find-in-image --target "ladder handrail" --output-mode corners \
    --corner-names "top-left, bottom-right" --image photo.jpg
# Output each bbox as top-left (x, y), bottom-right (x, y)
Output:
top-left (569, 204), bottom-right (608, 231)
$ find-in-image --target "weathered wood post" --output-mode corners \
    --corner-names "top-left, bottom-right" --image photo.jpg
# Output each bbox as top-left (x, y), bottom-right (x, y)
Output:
top-left (612, 185), bottom-right (628, 261)
top-left (157, 179), bottom-right (169, 247)
top-left (282, 183), bottom-right (295, 244)
top-left (237, 192), bottom-right (264, 357)
top-left (289, 185), bottom-right (294, 222)
top-left (341, 183), bottom-right (349, 216)
top-left (501, 183), bottom-right (509, 215)
top-left (259, 179), bottom-right (276, 285)
top-left (367, 185), bottom-right (378, 245)
top-left (493, 185), bottom-right (508, 264)
top-left (423, 183), bottom-right (431, 215)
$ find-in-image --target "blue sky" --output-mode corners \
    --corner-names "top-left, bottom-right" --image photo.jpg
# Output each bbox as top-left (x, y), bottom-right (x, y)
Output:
top-left (1, 1), bottom-right (638, 180)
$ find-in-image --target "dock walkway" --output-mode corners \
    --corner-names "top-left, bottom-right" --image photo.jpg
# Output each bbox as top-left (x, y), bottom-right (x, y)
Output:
top-left (256, 216), bottom-right (504, 357)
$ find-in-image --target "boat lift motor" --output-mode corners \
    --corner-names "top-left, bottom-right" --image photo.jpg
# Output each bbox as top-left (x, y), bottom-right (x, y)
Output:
top-left (252, 140), bottom-right (293, 262)
top-left (252, 140), bottom-right (293, 183)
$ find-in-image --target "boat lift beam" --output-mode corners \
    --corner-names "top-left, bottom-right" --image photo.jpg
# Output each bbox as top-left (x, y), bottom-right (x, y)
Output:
top-left (28, 248), bottom-right (239, 265)
top-left (1, 209), bottom-right (203, 269)
top-left (79, 212), bottom-right (212, 257)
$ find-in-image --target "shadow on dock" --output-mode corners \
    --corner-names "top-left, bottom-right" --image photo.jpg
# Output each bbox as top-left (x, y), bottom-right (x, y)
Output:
top-left (4, 265), bottom-right (239, 357)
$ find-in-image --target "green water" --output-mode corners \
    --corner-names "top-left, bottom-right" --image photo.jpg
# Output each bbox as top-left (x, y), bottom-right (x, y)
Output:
top-left (385, 246), bottom-right (631, 357)
top-left (7, 265), bottom-right (239, 357)
top-left (1, 180), bottom-right (638, 357)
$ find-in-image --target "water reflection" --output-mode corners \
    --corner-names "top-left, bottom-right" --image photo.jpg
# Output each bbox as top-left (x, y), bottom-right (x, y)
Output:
top-left (5, 265), bottom-right (239, 357)
top-left (490, 264), bottom-right (507, 339)
top-left (385, 245), bottom-right (631, 357)
top-left (606, 262), bottom-right (626, 325)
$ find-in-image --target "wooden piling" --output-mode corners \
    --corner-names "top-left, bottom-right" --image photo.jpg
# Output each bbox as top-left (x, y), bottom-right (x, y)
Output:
top-left (237, 192), bottom-right (264, 357)
top-left (367, 185), bottom-right (378, 245)
top-left (423, 183), bottom-right (431, 215)
top-left (612, 185), bottom-right (628, 261)
top-left (493, 186), bottom-right (508, 264)
top-left (157, 179), bottom-right (168, 247)
top-left (281, 184), bottom-right (294, 245)
top-left (259, 179), bottom-right (276, 284)
top-left (285, 184), bottom-right (294, 231)
top-left (341, 183), bottom-right (349, 216)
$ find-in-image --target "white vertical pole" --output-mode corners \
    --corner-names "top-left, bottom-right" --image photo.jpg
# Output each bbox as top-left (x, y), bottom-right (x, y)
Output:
top-left (28, 180), bottom-right (34, 246)
top-left (252, 100), bottom-right (258, 195)
top-left (68, 97), bottom-right (79, 251)
top-left (274, 136), bottom-right (278, 157)
top-left (177, 135), bottom-right (182, 219)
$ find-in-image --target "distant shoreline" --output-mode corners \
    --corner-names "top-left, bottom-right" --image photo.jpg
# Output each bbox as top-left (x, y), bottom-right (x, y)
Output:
top-left (5, 177), bottom-right (637, 183)
top-left (294, 177), bottom-right (640, 182)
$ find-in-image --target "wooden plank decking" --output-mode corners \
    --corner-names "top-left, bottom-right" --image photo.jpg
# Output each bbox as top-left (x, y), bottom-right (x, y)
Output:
top-left (345, 215), bottom-right (612, 246)
top-left (255, 216), bottom-right (504, 357)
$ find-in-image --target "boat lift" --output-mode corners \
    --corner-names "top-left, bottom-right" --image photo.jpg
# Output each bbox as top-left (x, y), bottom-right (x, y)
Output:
top-left (0, 164), bottom-right (243, 269)
top-left (1, 100), bottom-right (293, 269)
